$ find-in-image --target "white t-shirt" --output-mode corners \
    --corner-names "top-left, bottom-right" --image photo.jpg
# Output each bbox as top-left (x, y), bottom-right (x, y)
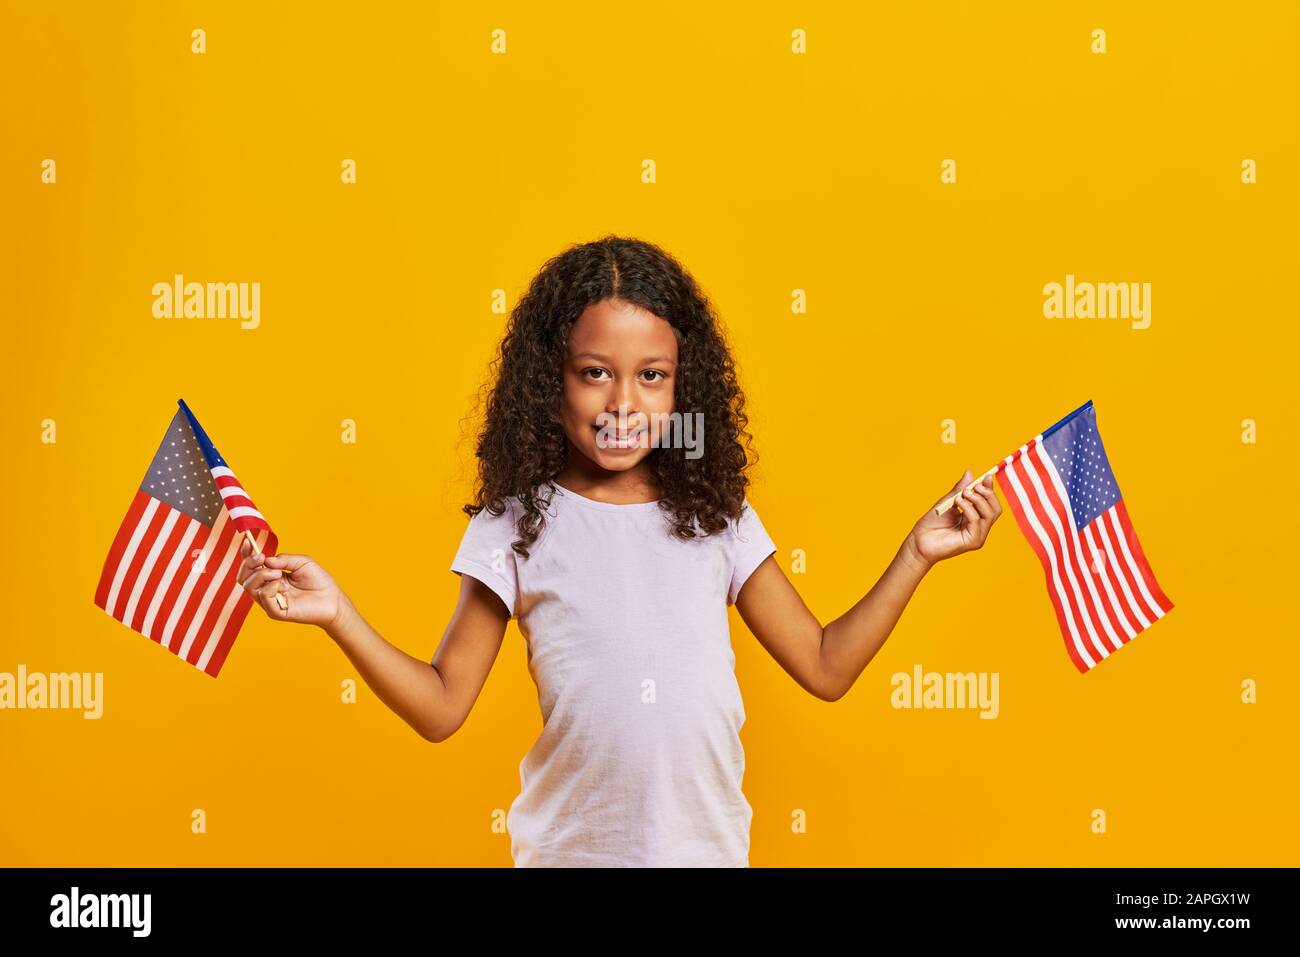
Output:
top-left (448, 482), bottom-right (777, 867)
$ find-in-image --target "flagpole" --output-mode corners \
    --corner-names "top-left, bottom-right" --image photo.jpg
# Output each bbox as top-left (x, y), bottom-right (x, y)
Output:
top-left (934, 464), bottom-right (1000, 516)
top-left (244, 530), bottom-right (288, 610)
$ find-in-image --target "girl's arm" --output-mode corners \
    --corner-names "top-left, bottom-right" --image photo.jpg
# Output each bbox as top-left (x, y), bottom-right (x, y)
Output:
top-left (325, 576), bottom-right (510, 742)
top-left (735, 470), bottom-right (1002, 701)
top-left (238, 540), bottom-right (511, 742)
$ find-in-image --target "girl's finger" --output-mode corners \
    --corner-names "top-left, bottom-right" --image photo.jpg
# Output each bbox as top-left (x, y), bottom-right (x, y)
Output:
top-left (942, 470), bottom-right (973, 510)
top-left (967, 484), bottom-right (995, 521)
top-left (239, 538), bottom-right (266, 574)
top-left (264, 553), bottom-right (312, 572)
top-left (951, 488), bottom-right (977, 520)
top-left (957, 496), bottom-right (984, 545)
top-left (256, 579), bottom-right (286, 617)
top-left (239, 559), bottom-right (276, 586)
top-left (986, 483), bottom-right (1003, 517)
top-left (242, 566), bottom-right (283, 592)
top-left (974, 481), bottom-right (1002, 519)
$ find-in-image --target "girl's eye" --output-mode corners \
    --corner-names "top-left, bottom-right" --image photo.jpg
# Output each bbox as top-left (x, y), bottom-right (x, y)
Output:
top-left (583, 368), bottom-right (666, 382)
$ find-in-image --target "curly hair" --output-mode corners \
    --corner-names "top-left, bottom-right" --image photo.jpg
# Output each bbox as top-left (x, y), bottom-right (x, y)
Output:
top-left (462, 235), bottom-right (758, 559)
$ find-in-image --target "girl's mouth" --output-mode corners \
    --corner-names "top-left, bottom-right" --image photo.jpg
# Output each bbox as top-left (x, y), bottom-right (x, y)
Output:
top-left (593, 425), bottom-right (647, 449)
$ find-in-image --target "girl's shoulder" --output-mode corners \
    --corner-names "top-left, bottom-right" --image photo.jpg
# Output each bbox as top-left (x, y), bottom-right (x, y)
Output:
top-left (675, 496), bottom-right (771, 548)
top-left (455, 494), bottom-right (529, 553)
top-left (730, 496), bottom-right (772, 542)
top-left (463, 494), bottom-right (523, 524)
top-left (726, 497), bottom-right (778, 605)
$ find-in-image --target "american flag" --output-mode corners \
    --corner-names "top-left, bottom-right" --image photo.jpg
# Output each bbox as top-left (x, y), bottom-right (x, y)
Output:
top-left (94, 399), bottom-right (277, 677)
top-left (994, 400), bottom-right (1173, 673)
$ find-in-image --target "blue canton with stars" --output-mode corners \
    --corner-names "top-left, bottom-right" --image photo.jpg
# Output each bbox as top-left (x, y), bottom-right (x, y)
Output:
top-left (1040, 402), bottom-right (1122, 531)
top-left (178, 398), bottom-right (229, 470)
top-left (139, 407), bottom-right (224, 525)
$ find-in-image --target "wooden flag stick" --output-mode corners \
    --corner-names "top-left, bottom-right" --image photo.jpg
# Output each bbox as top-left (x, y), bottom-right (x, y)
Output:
top-left (934, 464), bottom-right (1000, 516)
top-left (244, 529), bottom-right (288, 610)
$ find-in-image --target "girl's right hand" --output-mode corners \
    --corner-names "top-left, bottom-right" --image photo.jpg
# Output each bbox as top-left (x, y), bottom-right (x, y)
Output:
top-left (237, 538), bottom-right (345, 629)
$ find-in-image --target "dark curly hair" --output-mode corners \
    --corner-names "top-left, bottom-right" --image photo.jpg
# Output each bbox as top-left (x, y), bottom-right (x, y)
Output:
top-left (462, 235), bottom-right (758, 559)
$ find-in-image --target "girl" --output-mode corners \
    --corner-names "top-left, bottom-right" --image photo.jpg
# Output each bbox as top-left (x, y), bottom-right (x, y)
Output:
top-left (237, 235), bottom-right (1003, 868)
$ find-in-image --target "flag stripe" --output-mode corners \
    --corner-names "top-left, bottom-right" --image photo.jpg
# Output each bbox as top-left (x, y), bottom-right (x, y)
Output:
top-left (1082, 522), bottom-right (1140, 642)
top-left (180, 529), bottom-right (245, 662)
top-left (103, 497), bottom-right (162, 619)
top-left (115, 502), bottom-right (172, 623)
top-left (213, 471), bottom-right (269, 530)
top-left (171, 516), bottom-right (238, 659)
top-left (196, 528), bottom-right (269, 673)
top-left (141, 517), bottom-right (202, 639)
top-left (202, 592), bottom-right (255, 677)
top-left (148, 521), bottom-right (212, 644)
top-left (123, 508), bottom-right (181, 630)
top-left (1102, 507), bottom-right (1155, 622)
top-left (997, 445), bottom-right (1095, 672)
top-left (1093, 509), bottom-right (1153, 631)
top-left (1012, 446), bottom-right (1111, 662)
top-left (160, 508), bottom-right (230, 650)
top-left (95, 491), bottom-right (152, 611)
top-left (1027, 443), bottom-right (1128, 653)
top-left (1112, 502), bottom-right (1173, 617)
top-left (227, 506), bottom-right (267, 523)
top-left (216, 486), bottom-right (255, 507)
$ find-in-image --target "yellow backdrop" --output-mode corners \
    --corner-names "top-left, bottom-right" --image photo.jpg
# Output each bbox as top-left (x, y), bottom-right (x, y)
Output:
top-left (2, 1), bottom-right (1295, 866)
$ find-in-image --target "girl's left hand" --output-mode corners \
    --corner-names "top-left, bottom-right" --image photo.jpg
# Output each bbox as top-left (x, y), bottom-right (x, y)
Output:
top-left (905, 469), bottom-right (1003, 570)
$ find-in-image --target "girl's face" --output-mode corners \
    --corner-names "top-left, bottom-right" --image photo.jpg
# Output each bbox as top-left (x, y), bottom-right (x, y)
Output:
top-left (560, 298), bottom-right (678, 475)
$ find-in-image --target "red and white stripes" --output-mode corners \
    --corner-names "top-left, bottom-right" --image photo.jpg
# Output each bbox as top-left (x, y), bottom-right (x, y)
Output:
top-left (94, 490), bottom-right (276, 677)
top-left (996, 437), bottom-right (1174, 673)
top-left (212, 465), bottom-right (270, 531)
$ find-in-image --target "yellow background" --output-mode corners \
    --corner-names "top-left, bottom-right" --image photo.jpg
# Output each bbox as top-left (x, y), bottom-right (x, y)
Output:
top-left (2, 2), bottom-right (1295, 866)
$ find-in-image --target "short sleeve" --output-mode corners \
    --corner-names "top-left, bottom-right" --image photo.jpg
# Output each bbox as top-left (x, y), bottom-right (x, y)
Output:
top-left (449, 501), bottom-right (520, 618)
top-left (728, 498), bottom-right (777, 606)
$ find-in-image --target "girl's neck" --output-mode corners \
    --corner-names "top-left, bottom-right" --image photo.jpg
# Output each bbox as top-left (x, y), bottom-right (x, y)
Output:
top-left (552, 455), bottom-right (661, 506)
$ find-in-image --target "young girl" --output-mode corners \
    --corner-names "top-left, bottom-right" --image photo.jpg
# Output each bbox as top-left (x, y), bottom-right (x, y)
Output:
top-left (236, 235), bottom-right (1003, 868)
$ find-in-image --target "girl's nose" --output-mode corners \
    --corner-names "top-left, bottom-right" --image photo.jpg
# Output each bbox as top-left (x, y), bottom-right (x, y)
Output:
top-left (606, 393), bottom-right (638, 416)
